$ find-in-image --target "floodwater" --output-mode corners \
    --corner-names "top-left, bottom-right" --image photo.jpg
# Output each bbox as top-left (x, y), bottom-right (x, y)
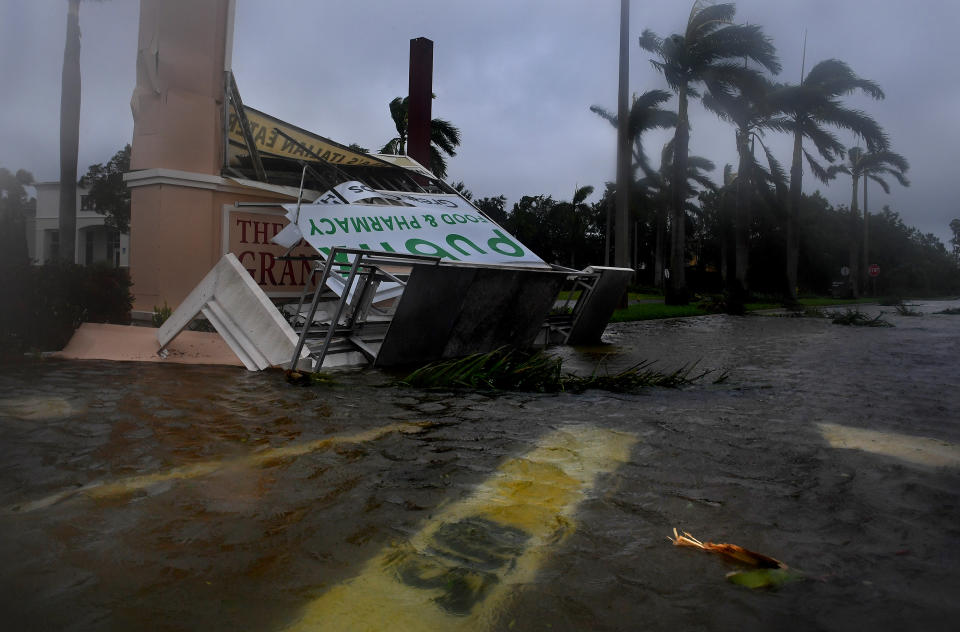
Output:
top-left (1, 300), bottom-right (959, 631)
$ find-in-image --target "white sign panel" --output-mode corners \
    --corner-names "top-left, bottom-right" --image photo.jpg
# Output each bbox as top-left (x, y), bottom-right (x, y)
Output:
top-left (274, 182), bottom-right (547, 267)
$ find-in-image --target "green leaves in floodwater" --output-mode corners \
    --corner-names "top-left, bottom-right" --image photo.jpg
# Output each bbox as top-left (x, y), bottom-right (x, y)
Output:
top-left (726, 568), bottom-right (803, 589)
top-left (401, 347), bottom-right (563, 392)
top-left (829, 308), bottom-right (893, 327)
top-left (285, 369), bottom-right (336, 386)
top-left (400, 347), bottom-right (724, 393)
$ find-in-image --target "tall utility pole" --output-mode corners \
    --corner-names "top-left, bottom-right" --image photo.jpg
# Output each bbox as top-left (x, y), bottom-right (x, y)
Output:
top-left (614, 0), bottom-right (631, 269)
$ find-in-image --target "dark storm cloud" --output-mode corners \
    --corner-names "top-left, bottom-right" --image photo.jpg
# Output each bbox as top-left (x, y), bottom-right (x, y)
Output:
top-left (2, 0), bottom-right (957, 243)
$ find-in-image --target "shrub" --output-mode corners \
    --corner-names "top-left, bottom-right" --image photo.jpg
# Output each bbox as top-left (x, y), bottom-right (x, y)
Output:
top-left (152, 301), bottom-right (172, 328)
top-left (0, 262), bottom-right (133, 356)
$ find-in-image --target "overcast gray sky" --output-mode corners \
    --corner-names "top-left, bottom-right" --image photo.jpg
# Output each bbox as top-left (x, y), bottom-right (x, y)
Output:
top-left (2, 0), bottom-right (958, 245)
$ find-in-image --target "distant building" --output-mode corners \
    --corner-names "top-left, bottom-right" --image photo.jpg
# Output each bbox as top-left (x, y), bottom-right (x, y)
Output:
top-left (29, 182), bottom-right (129, 267)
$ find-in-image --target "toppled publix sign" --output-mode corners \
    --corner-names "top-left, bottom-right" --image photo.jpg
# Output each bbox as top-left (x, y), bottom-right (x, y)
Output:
top-left (269, 181), bottom-right (546, 267)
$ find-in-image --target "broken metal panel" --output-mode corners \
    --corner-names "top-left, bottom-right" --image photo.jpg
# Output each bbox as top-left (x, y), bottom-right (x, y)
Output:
top-left (227, 72), bottom-right (267, 181)
top-left (287, 248), bottom-right (438, 371)
top-left (374, 264), bottom-right (567, 367)
top-left (226, 104), bottom-right (393, 169)
top-left (564, 266), bottom-right (633, 345)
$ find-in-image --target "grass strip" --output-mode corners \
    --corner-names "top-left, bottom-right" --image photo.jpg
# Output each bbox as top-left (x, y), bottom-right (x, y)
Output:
top-left (610, 303), bottom-right (709, 322)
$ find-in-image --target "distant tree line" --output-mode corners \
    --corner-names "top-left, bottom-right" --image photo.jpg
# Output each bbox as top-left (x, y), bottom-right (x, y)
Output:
top-left (465, 183), bottom-right (959, 298)
top-left (467, 1), bottom-right (958, 302)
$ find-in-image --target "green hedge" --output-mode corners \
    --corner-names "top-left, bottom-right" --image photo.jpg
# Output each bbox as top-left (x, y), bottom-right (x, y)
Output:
top-left (1, 261), bottom-right (133, 355)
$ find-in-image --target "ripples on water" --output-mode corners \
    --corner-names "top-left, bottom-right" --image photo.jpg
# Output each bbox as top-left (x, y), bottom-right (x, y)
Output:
top-left (0, 300), bottom-right (958, 630)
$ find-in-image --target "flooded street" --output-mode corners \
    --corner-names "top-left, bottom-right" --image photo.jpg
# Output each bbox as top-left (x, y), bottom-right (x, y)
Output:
top-left (1, 301), bottom-right (959, 631)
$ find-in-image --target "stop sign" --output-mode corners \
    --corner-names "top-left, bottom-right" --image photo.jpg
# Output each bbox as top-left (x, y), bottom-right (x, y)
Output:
top-left (868, 263), bottom-right (880, 277)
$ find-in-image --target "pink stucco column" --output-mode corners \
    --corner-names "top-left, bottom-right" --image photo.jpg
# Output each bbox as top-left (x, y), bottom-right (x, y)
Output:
top-left (127, 0), bottom-right (233, 313)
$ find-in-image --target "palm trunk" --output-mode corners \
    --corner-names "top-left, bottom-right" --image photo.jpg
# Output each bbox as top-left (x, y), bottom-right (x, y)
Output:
top-left (719, 200), bottom-right (729, 286)
top-left (667, 88), bottom-right (689, 305)
top-left (654, 206), bottom-right (665, 288)
top-left (785, 129), bottom-right (803, 301)
top-left (849, 175), bottom-right (861, 298)
top-left (861, 176), bottom-right (869, 296)
top-left (604, 195), bottom-right (612, 266)
top-left (734, 129), bottom-right (751, 293)
top-left (614, 0), bottom-right (631, 269)
top-left (59, 0), bottom-right (81, 263)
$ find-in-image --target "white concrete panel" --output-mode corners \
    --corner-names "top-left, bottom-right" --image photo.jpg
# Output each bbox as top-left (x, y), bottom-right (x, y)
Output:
top-left (158, 253), bottom-right (307, 370)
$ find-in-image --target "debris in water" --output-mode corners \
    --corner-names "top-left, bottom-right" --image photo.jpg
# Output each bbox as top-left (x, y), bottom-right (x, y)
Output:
top-left (668, 528), bottom-right (803, 589)
top-left (668, 528), bottom-right (785, 568)
top-left (285, 369), bottom-right (336, 386)
top-left (725, 567), bottom-right (802, 588)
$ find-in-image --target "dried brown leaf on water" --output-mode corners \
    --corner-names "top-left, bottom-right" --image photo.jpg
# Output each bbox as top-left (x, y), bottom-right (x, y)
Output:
top-left (668, 528), bottom-right (785, 569)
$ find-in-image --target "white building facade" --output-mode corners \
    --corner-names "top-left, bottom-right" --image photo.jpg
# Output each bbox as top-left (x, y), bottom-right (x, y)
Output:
top-left (29, 182), bottom-right (130, 267)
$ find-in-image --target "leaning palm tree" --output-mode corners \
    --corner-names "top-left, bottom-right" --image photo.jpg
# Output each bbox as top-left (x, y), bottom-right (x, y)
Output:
top-left (590, 89), bottom-right (677, 178)
top-left (703, 76), bottom-right (784, 292)
top-left (639, 1), bottom-right (780, 304)
top-left (770, 59), bottom-right (887, 299)
top-left (380, 96), bottom-right (461, 180)
top-left (837, 147), bottom-right (910, 295)
top-left (591, 90), bottom-right (677, 275)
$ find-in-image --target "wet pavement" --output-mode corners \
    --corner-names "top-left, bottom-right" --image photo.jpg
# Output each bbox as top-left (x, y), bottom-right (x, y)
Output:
top-left (1, 300), bottom-right (959, 631)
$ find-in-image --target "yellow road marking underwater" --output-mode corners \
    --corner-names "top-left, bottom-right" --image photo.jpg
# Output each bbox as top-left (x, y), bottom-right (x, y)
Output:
top-left (282, 425), bottom-right (637, 632)
top-left (0, 395), bottom-right (78, 420)
top-left (8, 422), bottom-right (424, 514)
top-left (818, 422), bottom-right (960, 468)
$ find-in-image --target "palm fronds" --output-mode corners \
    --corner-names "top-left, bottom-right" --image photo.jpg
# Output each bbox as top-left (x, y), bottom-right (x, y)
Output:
top-left (829, 308), bottom-right (893, 327)
top-left (400, 347), bottom-right (724, 393)
top-left (401, 347), bottom-right (563, 392)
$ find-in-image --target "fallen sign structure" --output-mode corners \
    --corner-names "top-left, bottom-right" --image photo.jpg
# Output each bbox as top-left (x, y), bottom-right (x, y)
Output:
top-left (159, 184), bottom-right (630, 371)
top-left (159, 90), bottom-right (631, 371)
top-left (160, 178), bottom-right (630, 372)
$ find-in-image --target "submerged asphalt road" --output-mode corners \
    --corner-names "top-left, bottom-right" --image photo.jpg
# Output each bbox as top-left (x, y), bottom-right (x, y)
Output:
top-left (1, 300), bottom-right (958, 631)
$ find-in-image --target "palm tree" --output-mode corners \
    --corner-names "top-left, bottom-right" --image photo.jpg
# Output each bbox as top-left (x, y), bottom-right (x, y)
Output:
top-left (0, 168), bottom-right (35, 265)
top-left (837, 147), bottom-right (910, 295)
top-left (552, 185), bottom-right (596, 268)
top-left (638, 142), bottom-right (716, 287)
top-left (591, 89), bottom-right (676, 277)
top-left (639, 1), bottom-right (779, 304)
top-left (703, 76), bottom-right (784, 292)
top-left (380, 96), bottom-right (461, 179)
top-left (770, 59), bottom-right (887, 299)
top-left (590, 89), bottom-right (677, 178)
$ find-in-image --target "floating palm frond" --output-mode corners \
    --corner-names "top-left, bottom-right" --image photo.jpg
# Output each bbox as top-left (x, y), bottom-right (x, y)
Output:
top-left (669, 527), bottom-right (803, 589)
top-left (669, 528), bottom-right (785, 568)
top-left (829, 308), bottom-right (893, 327)
top-left (894, 303), bottom-right (923, 317)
